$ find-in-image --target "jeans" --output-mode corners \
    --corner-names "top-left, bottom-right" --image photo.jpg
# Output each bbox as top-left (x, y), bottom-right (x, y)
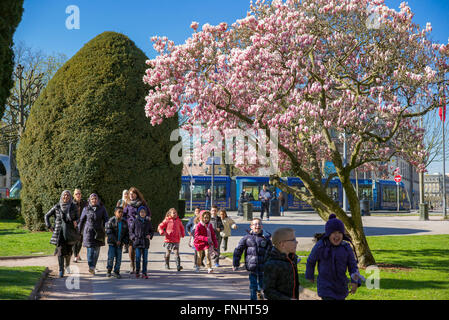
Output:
top-left (249, 272), bottom-right (264, 300)
top-left (107, 245), bottom-right (122, 273)
top-left (87, 246), bottom-right (100, 270)
top-left (260, 201), bottom-right (270, 219)
top-left (135, 248), bottom-right (148, 274)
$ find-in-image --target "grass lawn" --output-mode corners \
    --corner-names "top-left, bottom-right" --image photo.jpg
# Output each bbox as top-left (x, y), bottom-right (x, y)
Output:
top-left (0, 220), bottom-right (54, 257)
top-left (224, 234), bottom-right (449, 300)
top-left (0, 266), bottom-right (47, 300)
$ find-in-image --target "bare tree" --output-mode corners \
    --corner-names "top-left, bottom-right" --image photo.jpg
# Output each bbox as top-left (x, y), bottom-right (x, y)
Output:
top-left (0, 42), bottom-right (67, 144)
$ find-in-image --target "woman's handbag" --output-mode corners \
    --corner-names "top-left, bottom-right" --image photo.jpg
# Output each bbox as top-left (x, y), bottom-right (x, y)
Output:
top-left (62, 219), bottom-right (80, 245)
top-left (94, 228), bottom-right (105, 242)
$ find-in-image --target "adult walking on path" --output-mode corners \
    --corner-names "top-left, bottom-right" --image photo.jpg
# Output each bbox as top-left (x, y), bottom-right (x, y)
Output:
top-left (44, 190), bottom-right (80, 278)
top-left (123, 187), bottom-right (151, 274)
top-left (72, 188), bottom-right (87, 263)
top-left (260, 185), bottom-right (271, 221)
top-left (78, 193), bottom-right (109, 275)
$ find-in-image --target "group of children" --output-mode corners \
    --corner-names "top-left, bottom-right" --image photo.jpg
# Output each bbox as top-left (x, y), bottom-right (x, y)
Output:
top-left (185, 206), bottom-right (238, 273)
top-left (231, 214), bottom-right (363, 300)
top-left (105, 205), bottom-right (186, 279)
top-left (80, 192), bottom-right (364, 300)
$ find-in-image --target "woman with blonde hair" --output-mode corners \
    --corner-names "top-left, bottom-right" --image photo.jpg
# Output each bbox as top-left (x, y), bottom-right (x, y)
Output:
top-left (72, 188), bottom-right (87, 262)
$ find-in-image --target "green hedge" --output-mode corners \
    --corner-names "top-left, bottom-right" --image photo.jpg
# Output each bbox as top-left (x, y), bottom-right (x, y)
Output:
top-left (177, 199), bottom-right (186, 220)
top-left (0, 199), bottom-right (21, 220)
top-left (16, 32), bottom-right (182, 231)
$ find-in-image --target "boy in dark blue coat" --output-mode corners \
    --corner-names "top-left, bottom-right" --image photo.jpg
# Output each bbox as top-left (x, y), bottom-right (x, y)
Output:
top-left (106, 207), bottom-right (129, 278)
top-left (232, 218), bottom-right (272, 300)
top-left (130, 206), bottom-right (154, 279)
top-left (305, 214), bottom-right (362, 300)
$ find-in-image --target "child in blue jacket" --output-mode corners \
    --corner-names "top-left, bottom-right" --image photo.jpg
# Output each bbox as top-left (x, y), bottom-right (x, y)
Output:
top-left (305, 214), bottom-right (362, 300)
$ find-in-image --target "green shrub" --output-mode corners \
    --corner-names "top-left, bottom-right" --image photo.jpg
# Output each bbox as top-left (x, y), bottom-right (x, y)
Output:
top-left (16, 32), bottom-right (182, 231)
top-left (0, 199), bottom-right (21, 220)
top-left (0, 0), bottom-right (24, 118)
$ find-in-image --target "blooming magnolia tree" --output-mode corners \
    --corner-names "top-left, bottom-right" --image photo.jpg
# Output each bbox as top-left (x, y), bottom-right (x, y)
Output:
top-left (144, 0), bottom-right (449, 266)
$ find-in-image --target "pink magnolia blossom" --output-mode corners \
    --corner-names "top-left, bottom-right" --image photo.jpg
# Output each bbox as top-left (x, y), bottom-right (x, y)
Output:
top-left (144, 0), bottom-right (447, 180)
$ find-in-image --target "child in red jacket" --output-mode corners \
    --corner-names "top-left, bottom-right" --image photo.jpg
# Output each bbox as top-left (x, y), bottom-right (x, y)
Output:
top-left (194, 210), bottom-right (218, 273)
top-left (158, 208), bottom-right (185, 271)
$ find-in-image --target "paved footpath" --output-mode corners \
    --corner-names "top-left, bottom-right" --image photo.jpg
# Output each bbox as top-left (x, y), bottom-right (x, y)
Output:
top-left (1, 211), bottom-right (447, 300)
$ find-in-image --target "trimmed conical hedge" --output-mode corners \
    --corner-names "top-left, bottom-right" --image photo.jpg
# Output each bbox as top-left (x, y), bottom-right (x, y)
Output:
top-left (17, 31), bottom-right (182, 230)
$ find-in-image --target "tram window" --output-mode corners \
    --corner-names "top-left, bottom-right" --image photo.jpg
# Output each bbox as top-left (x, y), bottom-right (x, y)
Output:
top-left (382, 186), bottom-right (397, 202)
top-left (214, 185), bottom-right (226, 201)
top-left (358, 187), bottom-right (372, 200)
top-left (326, 186), bottom-right (339, 201)
top-left (243, 183), bottom-right (262, 201)
top-left (179, 185), bottom-right (188, 199)
top-left (192, 185), bottom-right (207, 200)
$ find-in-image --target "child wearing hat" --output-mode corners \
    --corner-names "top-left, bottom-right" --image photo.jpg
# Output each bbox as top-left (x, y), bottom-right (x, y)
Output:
top-left (305, 214), bottom-right (362, 300)
top-left (129, 206), bottom-right (154, 279)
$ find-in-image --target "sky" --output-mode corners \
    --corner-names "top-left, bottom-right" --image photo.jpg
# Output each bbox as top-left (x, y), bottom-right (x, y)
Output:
top-left (12, 0), bottom-right (449, 174)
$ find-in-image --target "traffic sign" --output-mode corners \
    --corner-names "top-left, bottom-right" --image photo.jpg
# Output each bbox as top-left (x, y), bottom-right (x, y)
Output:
top-left (394, 175), bottom-right (402, 183)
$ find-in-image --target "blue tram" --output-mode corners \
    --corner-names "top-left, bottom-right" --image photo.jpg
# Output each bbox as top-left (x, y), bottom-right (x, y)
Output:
top-left (180, 176), bottom-right (233, 210)
top-left (180, 176), bottom-right (410, 211)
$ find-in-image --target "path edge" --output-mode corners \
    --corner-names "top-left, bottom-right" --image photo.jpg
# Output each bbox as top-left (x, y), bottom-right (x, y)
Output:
top-left (29, 267), bottom-right (50, 300)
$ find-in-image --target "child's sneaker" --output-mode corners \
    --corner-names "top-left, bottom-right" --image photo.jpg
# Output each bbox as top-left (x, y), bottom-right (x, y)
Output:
top-left (194, 266), bottom-right (200, 272)
top-left (214, 263), bottom-right (221, 268)
top-left (136, 273), bottom-right (140, 278)
top-left (207, 268), bottom-right (213, 274)
top-left (113, 272), bottom-right (121, 279)
top-left (142, 273), bottom-right (149, 279)
top-left (106, 271), bottom-right (112, 278)
top-left (88, 268), bottom-right (95, 275)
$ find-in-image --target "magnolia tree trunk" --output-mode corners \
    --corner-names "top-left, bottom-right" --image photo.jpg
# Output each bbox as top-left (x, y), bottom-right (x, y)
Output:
top-left (270, 175), bottom-right (376, 268)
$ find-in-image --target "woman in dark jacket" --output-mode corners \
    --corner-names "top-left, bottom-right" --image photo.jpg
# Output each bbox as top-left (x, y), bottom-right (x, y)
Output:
top-left (78, 193), bottom-right (109, 275)
top-left (123, 186), bottom-right (151, 274)
top-left (44, 190), bottom-right (79, 278)
top-left (72, 188), bottom-right (87, 262)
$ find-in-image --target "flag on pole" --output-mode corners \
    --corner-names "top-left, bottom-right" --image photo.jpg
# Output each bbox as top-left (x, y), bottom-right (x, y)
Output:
top-left (439, 94), bottom-right (446, 122)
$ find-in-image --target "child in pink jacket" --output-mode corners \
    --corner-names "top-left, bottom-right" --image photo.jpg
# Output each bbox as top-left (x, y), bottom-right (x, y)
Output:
top-left (158, 208), bottom-right (185, 271)
top-left (194, 210), bottom-right (218, 273)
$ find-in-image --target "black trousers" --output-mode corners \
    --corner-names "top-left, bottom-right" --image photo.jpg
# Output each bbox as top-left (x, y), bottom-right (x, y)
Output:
top-left (260, 202), bottom-right (270, 219)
